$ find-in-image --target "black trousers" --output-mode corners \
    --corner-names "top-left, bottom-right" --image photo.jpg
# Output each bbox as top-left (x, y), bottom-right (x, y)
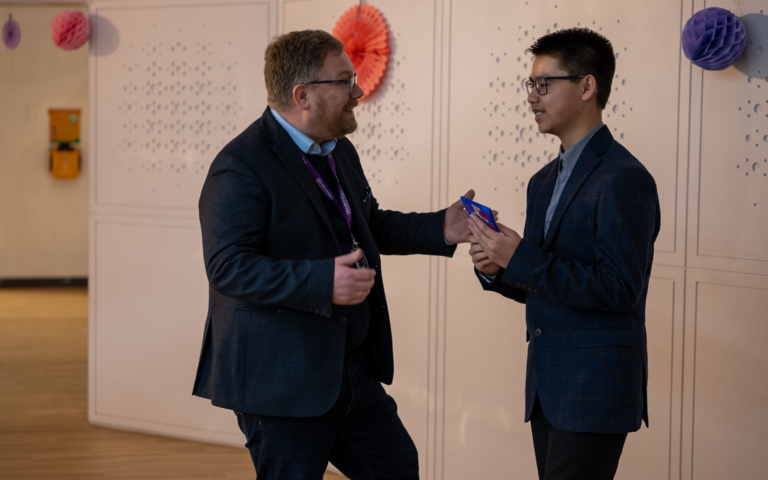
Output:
top-left (234, 350), bottom-right (418, 480)
top-left (530, 397), bottom-right (628, 480)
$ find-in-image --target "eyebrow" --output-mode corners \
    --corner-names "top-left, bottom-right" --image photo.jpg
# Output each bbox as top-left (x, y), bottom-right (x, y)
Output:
top-left (336, 70), bottom-right (354, 79)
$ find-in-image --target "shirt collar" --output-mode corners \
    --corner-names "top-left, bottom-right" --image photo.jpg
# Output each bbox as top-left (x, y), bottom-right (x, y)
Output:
top-left (270, 108), bottom-right (337, 156)
top-left (558, 122), bottom-right (604, 173)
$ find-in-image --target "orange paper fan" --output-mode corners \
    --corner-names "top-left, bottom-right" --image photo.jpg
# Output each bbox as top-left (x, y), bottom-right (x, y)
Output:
top-left (332, 4), bottom-right (390, 99)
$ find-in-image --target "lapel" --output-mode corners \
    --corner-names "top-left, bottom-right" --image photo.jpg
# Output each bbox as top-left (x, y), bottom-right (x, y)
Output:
top-left (260, 108), bottom-right (340, 251)
top-left (541, 125), bottom-right (613, 250)
top-left (529, 161), bottom-right (559, 247)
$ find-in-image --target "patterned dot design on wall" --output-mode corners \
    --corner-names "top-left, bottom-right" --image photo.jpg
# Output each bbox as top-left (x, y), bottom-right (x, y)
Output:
top-left (115, 33), bottom-right (245, 181)
top-left (481, 9), bottom-right (633, 217)
top-left (735, 74), bottom-right (768, 201)
top-left (348, 30), bottom-right (408, 185)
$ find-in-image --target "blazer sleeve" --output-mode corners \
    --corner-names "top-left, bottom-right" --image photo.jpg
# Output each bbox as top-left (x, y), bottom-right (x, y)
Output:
top-left (475, 267), bottom-right (527, 304)
top-left (199, 150), bottom-right (334, 315)
top-left (501, 164), bottom-right (659, 313)
top-left (366, 197), bottom-right (457, 257)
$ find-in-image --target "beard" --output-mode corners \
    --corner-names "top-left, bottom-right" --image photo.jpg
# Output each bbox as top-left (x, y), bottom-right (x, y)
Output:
top-left (316, 97), bottom-right (358, 139)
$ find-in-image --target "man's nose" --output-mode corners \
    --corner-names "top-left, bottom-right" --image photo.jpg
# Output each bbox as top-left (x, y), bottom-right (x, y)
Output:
top-left (527, 88), bottom-right (538, 105)
top-left (352, 83), bottom-right (364, 99)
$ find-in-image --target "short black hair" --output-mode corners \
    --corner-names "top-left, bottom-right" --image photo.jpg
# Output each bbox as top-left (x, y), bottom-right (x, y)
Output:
top-left (527, 28), bottom-right (615, 109)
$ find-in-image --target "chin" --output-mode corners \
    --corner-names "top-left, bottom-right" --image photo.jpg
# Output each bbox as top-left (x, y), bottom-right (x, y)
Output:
top-left (339, 118), bottom-right (358, 137)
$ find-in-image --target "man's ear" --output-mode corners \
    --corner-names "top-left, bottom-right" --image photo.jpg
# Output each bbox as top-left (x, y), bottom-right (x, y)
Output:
top-left (581, 74), bottom-right (598, 103)
top-left (292, 84), bottom-right (311, 111)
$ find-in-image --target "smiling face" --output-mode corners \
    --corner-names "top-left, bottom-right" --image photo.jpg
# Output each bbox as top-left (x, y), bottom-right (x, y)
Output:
top-left (527, 55), bottom-right (589, 146)
top-left (306, 52), bottom-right (364, 141)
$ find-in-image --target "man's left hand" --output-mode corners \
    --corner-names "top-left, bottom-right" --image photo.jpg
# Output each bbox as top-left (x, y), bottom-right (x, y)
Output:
top-left (444, 189), bottom-right (476, 244)
top-left (468, 215), bottom-right (521, 268)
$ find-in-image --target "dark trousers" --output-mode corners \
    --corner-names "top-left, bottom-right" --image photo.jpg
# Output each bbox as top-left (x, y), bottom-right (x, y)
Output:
top-left (530, 397), bottom-right (628, 480)
top-left (234, 350), bottom-right (419, 480)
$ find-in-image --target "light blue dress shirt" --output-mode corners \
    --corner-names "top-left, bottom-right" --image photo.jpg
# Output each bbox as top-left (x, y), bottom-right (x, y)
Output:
top-left (270, 108), bottom-right (337, 156)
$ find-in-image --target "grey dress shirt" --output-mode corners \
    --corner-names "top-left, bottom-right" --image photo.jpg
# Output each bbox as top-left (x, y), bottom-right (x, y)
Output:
top-left (544, 122), bottom-right (605, 237)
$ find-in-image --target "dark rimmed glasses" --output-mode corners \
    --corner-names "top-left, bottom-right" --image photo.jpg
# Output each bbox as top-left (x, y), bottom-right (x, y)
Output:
top-left (306, 72), bottom-right (358, 95)
top-left (525, 75), bottom-right (587, 95)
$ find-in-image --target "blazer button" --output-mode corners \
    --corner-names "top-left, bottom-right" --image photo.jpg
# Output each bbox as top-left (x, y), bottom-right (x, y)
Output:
top-left (338, 316), bottom-right (347, 325)
top-left (515, 282), bottom-right (521, 287)
top-left (534, 328), bottom-right (542, 337)
top-left (533, 290), bottom-right (540, 294)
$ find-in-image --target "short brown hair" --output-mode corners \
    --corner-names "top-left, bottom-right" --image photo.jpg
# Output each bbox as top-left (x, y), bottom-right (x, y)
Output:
top-left (528, 28), bottom-right (615, 110)
top-left (264, 30), bottom-right (345, 109)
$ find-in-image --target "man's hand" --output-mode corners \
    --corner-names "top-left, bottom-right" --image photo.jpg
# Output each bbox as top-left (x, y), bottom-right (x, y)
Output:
top-left (444, 189), bottom-right (476, 244)
top-left (469, 239), bottom-right (501, 275)
top-left (332, 249), bottom-right (376, 305)
top-left (468, 215), bottom-right (522, 269)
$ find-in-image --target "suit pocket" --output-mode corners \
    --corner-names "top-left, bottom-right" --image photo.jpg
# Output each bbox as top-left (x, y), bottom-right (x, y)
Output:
top-left (572, 329), bottom-right (635, 348)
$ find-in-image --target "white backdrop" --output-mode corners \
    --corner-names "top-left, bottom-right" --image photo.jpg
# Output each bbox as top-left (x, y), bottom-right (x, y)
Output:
top-left (89, 0), bottom-right (768, 478)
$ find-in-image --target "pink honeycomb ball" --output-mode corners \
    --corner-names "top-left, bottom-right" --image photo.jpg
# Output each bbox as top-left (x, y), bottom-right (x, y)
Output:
top-left (51, 10), bottom-right (90, 50)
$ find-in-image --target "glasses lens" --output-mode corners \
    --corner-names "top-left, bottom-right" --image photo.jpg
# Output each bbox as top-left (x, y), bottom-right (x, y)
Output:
top-left (525, 80), bottom-right (533, 95)
top-left (350, 73), bottom-right (357, 95)
top-left (536, 78), bottom-right (547, 95)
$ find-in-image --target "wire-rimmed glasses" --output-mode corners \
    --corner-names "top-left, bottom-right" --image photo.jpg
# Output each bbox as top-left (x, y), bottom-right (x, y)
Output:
top-left (306, 72), bottom-right (358, 95)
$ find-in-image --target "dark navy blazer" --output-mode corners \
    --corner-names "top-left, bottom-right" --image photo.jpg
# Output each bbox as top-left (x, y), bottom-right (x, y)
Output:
top-left (193, 108), bottom-right (455, 417)
top-left (480, 126), bottom-right (660, 433)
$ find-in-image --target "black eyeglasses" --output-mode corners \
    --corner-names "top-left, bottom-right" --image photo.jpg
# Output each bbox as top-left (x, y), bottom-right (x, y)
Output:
top-left (306, 73), bottom-right (358, 95)
top-left (525, 75), bottom-right (587, 95)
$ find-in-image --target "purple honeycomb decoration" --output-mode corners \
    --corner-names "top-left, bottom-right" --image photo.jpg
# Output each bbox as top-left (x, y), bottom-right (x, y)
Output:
top-left (3, 14), bottom-right (21, 50)
top-left (682, 7), bottom-right (746, 71)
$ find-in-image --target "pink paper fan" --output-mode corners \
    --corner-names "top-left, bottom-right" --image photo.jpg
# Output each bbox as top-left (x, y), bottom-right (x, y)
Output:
top-left (332, 4), bottom-right (390, 99)
top-left (3, 14), bottom-right (21, 50)
top-left (51, 10), bottom-right (90, 51)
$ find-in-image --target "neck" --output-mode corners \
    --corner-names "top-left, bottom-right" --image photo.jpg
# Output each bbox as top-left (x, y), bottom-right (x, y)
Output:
top-left (275, 107), bottom-right (330, 144)
top-left (559, 112), bottom-right (602, 152)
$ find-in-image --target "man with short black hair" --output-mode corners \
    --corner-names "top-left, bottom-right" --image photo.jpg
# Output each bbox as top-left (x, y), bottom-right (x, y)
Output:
top-left (193, 30), bottom-right (475, 479)
top-left (469, 28), bottom-right (660, 480)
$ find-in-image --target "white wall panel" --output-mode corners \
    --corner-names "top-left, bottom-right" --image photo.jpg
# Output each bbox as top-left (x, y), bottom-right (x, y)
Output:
top-left (680, 269), bottom-right (768, 480)
top-left (687, 0), bottom-right (768, 275)
top-left (443, 259), bottom-right (533, 479)
top-left (88, 0), bottom-right (277, 448)
top-left (89, 216), bottom-right (242, 445)
top-left (619, 266), bottom-right (685, 480)
top-left (91, 0), bottom-right (270, 213)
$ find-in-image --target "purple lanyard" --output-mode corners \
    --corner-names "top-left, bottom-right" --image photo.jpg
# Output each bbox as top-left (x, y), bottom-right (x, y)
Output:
top-left (299, 149), bottom-right (353, 234)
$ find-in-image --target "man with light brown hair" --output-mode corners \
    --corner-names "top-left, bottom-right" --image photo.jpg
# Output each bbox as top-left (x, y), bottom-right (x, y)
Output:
top-left (193, 29), bottom-right (475, 479)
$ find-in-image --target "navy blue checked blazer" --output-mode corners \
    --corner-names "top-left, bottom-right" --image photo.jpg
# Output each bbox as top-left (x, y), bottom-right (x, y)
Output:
top-left (193, 108), bottom-right (456, 417)
top-left (479, 125), bottom-right (660, 434)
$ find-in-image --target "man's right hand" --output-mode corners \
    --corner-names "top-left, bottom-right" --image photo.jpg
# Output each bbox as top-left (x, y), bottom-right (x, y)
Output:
top-left (333, 249), bottom-right (376, 305)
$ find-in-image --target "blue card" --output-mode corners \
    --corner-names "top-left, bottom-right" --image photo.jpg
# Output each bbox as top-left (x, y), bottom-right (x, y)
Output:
top-left (461, 196), bottom-right (499, 232)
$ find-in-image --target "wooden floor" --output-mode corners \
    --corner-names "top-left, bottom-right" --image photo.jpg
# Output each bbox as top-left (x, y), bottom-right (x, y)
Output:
top-left (0, 287), bottom-right (345, 479)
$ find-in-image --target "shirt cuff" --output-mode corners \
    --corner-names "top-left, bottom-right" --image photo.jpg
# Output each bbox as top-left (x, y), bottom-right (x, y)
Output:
top-left (477, 271), bottom-right (497, 283)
